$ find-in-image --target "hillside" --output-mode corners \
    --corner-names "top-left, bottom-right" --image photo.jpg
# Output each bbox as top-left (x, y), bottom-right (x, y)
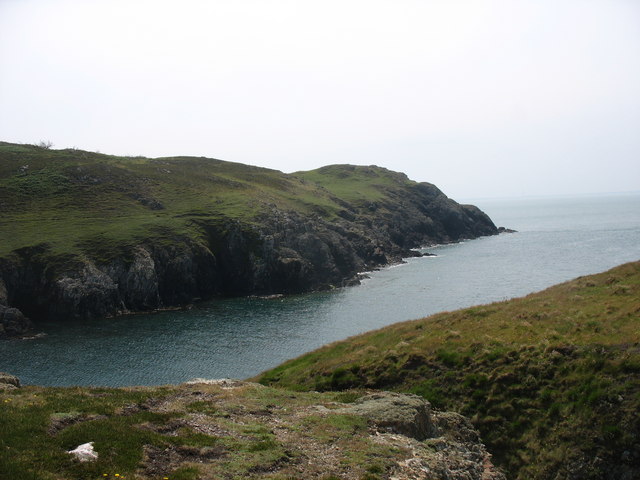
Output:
top-left (257, 261), bottom-right (640, 479)
top-left (0, 141), bottom-right (497, 333)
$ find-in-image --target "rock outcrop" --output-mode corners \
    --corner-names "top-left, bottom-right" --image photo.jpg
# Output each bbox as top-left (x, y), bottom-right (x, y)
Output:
top-left (0, 303), bottom-right (31, 338)
top-left (338, 391), bottom-right (505, 480)
top-left (338, 392), bottom-right (436, 440)
top-left (0, 279), bottom-right (29, 338)
top-left (0, 371), bottom-right (20, 389)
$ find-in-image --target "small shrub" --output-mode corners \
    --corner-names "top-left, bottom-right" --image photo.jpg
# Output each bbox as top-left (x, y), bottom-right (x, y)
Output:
top-left (170, 466), bottom-right (201, 480)
top-left (436, 349), bottom-right (464, 367)
top-left (408, 380), bottom-right (445, 409)
top-left (35, 140), bottom-right (53, 149)
top-left (329, 367), bottom-right (362, 390)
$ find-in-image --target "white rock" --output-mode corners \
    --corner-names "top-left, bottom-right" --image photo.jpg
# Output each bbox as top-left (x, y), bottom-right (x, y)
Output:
top-left (68, 442), bottom-right (98, 462)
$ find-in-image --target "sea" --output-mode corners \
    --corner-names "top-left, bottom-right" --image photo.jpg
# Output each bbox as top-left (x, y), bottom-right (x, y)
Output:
top-left (2, 193), bottom-right (639, 387)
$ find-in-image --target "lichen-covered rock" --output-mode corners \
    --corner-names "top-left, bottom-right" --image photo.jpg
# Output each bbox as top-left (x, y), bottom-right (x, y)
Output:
top-left (0, 381), bottom-right (504, 479)
top-left (431, 411), bottom-right (481, 444)
top-left (0, 372), bottom-right (20, 389)
top-left (339, 391), bottom-right (436, 440)
top-left (379, 432), bottom-right (505, 480)
top-left (335, 392), bottom-right (505, 480)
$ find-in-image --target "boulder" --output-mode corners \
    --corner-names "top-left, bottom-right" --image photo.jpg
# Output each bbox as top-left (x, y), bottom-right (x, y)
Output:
top-left (0, 372), bottom-right (20, 389)
top-left (0, 304), bottom-right (32, 338)
top-left (431, 411), bottom-right (481, 444)
top-left (335, 391), bottom-right (505, 480)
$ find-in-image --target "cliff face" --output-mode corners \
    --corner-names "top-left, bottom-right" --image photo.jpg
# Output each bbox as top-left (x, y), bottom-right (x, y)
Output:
top-left (0, 143), bottom-right (497, 331)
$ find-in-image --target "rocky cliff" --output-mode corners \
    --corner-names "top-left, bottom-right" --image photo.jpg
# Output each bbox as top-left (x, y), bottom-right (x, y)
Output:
top-left (0, 142), bottom-right (498, 334)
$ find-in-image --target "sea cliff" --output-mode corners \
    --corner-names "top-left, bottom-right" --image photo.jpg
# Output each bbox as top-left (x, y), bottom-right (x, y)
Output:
top-left (0, 142), bottom-right (497, 333)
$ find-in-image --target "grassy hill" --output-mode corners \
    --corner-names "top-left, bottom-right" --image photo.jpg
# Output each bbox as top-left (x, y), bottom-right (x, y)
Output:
top-left (0, 142), bottom-right (343, 260)
top-left (256, 261), bottom-right (640, 479)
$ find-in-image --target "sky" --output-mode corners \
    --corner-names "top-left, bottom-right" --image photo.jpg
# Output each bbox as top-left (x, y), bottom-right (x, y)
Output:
top-left (1, 0), bottom-right (639, 199)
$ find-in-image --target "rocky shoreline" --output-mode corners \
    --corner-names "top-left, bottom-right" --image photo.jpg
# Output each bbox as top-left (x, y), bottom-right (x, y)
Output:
top-left (0, 146), bottom-right (500, 337)
top-left (0, 208), bottom-right (497, 338)
top-left (0, 200), bottom-right (498, 338)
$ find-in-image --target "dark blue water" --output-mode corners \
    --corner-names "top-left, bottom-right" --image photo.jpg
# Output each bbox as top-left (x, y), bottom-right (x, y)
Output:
top-left (2, 193), bottom-right (639, 386)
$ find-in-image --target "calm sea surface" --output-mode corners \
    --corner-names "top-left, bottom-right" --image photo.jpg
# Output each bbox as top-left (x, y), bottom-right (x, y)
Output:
top-left (2, 193), bottom-right (639, 386)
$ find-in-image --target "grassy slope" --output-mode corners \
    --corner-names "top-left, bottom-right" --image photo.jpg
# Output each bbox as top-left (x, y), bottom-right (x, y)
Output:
top-left (295, 164), bottom-right (414, 205)
top-left (256, 261), bottom-right (640, 479)
top-left (2, 143), bottom-right (429, 265)
top-left (0, 142), bottom-right (341, 261)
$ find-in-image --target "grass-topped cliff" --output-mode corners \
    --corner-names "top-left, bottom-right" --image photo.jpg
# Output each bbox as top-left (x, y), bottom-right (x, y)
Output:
top-left (0, 143), bottom-right (490, 261)
top-left (0, 141), bottom-right (497, 330)
top-left (257, 261), bottom-right (640, 479)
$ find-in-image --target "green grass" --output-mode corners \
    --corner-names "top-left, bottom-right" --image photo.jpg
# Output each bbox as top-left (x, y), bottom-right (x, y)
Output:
top-left (256, 261), bottom-right (640, 479)
top-left (0, 381), bottom-right (444, 479)
top-left (0, 386), bottom-right (178, 480)
top-left (0, 142), bottom-right (424, 262)
top-left (295, 164), bottom-right (412, 205)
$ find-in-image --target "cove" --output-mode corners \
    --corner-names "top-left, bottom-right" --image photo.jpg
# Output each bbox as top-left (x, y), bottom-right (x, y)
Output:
top-left (1, 193), bottom-right (639, 386)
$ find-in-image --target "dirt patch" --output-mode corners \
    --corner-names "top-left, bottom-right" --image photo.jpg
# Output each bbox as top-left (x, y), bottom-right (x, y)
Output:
top-left (140, 444), bottom-right (226, 477)
top-left (48, 413), bottom-right (107, 435)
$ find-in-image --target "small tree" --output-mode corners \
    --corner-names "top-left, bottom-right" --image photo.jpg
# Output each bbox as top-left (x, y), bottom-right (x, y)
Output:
top-left (36, 140), bottom-right (53, 149)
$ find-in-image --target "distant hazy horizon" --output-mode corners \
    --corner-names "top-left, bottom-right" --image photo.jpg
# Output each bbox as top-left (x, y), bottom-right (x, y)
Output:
top-left (1, 0), bottom-right (639, 199)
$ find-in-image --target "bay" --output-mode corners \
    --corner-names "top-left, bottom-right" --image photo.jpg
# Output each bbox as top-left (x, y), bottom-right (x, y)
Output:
top-left (2, 193), bottom-right (639, 386)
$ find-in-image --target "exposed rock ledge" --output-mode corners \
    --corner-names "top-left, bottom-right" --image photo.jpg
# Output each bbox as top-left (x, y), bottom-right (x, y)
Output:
top-left (177, 381), bottom-right (505, 479)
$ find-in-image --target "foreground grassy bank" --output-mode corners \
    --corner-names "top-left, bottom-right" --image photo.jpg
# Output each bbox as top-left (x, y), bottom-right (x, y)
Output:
top-left (257, 261), bottom-right (640, 479)
top-left (0, 379), bottom-right (504, 480)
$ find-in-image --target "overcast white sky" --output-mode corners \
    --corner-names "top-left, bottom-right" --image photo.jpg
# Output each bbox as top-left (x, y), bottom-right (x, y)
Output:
top-left (1, 0), bottom-right (639, 199)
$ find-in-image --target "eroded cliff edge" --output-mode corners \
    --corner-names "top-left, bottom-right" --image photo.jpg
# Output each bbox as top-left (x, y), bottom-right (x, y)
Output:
top-left (0, 143), bottom-right (498, 332)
